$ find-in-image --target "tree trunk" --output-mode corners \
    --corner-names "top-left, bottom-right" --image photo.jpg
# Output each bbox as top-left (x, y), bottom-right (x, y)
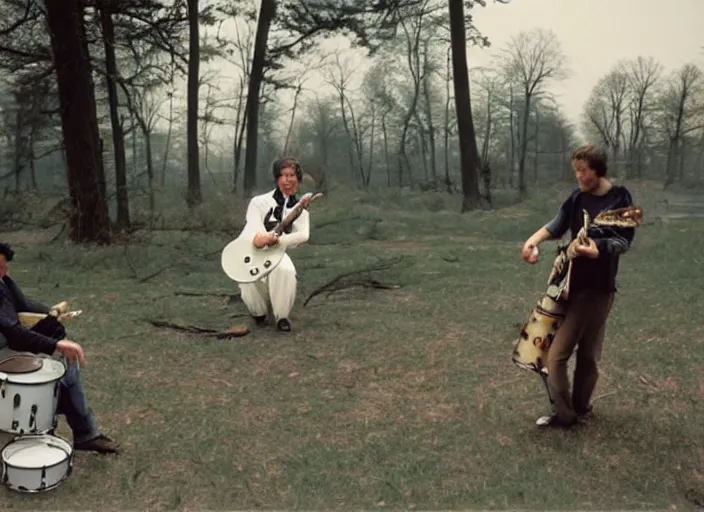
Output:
top-left (28, 131), bottom-right (37, 190)
top-left (283, 82), bottom-right (303, 154)
top-left (12, 109), bottom-right (22, 192)
top-left (186, 0), bottom-right (202, 206)
top-left (45, 0), bottom-right (110, 243)
top-left (508, 85), bottom-right (515, 188)
top-left (664, 137), bottom-right (677, 188)
top-left (532, 105), bottom-right (539, 183)
top-left (422, 50), bottom-right (437, 181)
top-left (366, 108), bottom-right (375, 188)
top-left (161, 90), bottom-right (174, 187)
top-left (444, 46), bottom-right (452, 194)
top-left (448, 0), bottom-right (482, 212)
top-left (517, 89), bottom-right (531, 198)
top-left (382, 114), bottom-right (391, 187)
top-left (243, 0), bottom-right (276, 197)
top-left (99, 2), bottom-right (130, 230)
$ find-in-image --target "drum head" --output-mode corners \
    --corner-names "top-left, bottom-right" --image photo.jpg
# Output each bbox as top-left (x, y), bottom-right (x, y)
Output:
top-left (1, 358), bottom-right (65, 384)
top-left (0, 355), bottom-right (42, 374)
top-left (2, 435), bottom-right (71, 469)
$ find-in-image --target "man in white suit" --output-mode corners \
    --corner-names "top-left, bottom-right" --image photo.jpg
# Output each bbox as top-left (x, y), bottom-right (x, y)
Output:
top-left (238, 157), bottom-right (312, 332)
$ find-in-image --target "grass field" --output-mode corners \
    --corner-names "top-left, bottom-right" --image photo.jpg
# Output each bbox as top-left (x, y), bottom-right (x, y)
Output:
top-left (1, 179), bottom-right (703, 510)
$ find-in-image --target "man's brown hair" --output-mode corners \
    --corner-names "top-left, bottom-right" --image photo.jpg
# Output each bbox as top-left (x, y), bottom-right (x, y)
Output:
top-left (571, 144), bottom-right (608, 177)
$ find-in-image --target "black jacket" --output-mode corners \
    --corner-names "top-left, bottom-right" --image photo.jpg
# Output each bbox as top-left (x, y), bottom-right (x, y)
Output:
top-left (0, 275), bottom-right (58, 355)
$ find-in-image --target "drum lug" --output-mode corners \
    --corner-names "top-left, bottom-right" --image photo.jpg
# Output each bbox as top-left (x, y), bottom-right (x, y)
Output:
top-left (30, 405), bottom-right (37, 428)
top-left (13, 393), bottom-right (20, 409)
top-left (40, 467), bottom-right (47, 490)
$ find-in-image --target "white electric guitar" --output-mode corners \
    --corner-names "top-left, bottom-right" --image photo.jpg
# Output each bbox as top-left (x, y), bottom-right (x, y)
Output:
top-left (221, 192), bottom-right (323, 283)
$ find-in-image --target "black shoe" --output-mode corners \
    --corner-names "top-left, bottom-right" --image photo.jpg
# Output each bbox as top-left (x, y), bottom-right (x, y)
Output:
top-left (276, 318), bottom-right (291, 332)
top-left (253, 315), bottom-right (267, 326)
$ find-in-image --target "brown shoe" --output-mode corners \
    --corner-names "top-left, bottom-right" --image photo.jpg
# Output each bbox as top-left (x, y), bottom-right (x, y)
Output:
top-left (74, 434), bottom-right (119, 454)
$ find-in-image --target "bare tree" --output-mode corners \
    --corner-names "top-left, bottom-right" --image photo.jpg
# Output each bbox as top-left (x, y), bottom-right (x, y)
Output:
top-left (582, 69), bottom-right (629, 175)
top-left (323, 50), bottom-right (367, 187)
top-left (501, 28), bottom-right (568, 198)
top-left (658, 64), bottom-right (704, 187)
top-left (624, 56), bottom-right (662, 178)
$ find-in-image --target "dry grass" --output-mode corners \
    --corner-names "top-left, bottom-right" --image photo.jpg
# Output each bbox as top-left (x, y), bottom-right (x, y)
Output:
top-left (1, 180), bottom-right (703, 509)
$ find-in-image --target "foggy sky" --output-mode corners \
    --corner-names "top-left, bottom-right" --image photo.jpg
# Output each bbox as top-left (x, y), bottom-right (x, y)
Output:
top-left (468, 0), bottom-right (704, 132)
top-left (197, 0), bottom-right (704, 146)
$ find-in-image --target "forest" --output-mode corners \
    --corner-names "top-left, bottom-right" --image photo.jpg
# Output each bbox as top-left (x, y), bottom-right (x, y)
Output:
top-left (1, 0), bottom-right (703, 243)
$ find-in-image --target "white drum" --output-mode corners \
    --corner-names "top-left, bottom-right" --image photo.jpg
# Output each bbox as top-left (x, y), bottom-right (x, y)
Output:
top-left (0, 355), bottom-right (65, 435)
top-left (1, 434), bottom-right (73, 492)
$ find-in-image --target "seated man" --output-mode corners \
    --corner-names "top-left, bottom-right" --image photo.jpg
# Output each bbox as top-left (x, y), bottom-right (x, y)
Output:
top-left (238, 157), bottom-right (311, 332)
top-left (0, 242), bottom-right (119, 454)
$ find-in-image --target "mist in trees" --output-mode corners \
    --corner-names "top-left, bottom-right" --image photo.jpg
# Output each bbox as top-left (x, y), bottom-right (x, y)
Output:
top-left (1, 0), bottom-right (703, 244)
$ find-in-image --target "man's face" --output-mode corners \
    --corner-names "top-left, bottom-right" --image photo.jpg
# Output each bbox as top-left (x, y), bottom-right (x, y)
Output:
top-left (0, 254), bottom-right (7, 278)
top-left (572, 159), bottom-right (599, 192)
top-left (277, 167), bottom-right (300, 196)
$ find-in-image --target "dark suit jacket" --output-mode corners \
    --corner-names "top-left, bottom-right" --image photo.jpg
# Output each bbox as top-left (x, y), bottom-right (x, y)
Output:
top-left (0, 275), bottom-right (57, 355)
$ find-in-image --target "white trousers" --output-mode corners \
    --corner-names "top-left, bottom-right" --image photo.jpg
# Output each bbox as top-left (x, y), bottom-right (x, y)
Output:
top-left (238, 254), bottom-right (297, 321)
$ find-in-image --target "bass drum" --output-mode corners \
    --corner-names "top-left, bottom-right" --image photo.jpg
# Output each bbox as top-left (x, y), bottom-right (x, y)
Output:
top-left (512, 295), bottom-right (566, 375)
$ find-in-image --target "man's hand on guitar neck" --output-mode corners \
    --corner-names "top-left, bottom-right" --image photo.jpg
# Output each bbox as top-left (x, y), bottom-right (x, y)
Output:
top-left (253, 232), bottom-right (279, 248)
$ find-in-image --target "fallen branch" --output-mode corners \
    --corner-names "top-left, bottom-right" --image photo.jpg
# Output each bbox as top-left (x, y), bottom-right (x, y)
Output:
top-left (303, 257), bottom-right (405, 306)
top-left (146, 319), bottom-right (249, 338)
top-left (137, 248), bottom-right (223, 283)
top-left (175, 290), bottom-right (241, 301)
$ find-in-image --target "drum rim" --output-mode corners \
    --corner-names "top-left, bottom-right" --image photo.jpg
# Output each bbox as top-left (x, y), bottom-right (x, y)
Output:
top-left (0, 359), bottom-right (66, 384)
top-left (1, 434), bottom-right (73, 471)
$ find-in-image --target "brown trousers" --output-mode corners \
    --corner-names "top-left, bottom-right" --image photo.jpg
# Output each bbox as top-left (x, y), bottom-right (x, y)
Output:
top-left (547, 289), bottom-right (615, 423)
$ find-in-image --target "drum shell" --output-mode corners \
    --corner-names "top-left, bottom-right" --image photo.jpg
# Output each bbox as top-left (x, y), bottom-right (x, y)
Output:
top-left (0, 359), bottom-right (65, 435)
top-left (1, 434), bottom-right (73, 493)
top-left (512, 300), bottom-right (566, 374)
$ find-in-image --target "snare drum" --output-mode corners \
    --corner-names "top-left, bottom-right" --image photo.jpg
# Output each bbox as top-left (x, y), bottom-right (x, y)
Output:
top-left (1, 434), bottom-right (73, 492)
top-left (0, 355), bottom-right (65, 435)
top-left (512, 295), bottom-right (566, 375)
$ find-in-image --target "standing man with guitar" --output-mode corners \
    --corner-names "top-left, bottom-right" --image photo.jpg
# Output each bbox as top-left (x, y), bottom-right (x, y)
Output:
top-left (519, 144), bottom-right (639, 428)
top-left (236, 157), bottom-right (313, 332)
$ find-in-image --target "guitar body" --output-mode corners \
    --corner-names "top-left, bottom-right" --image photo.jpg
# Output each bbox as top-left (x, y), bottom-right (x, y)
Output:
top-left (221, 234), bottom-right (287, 284)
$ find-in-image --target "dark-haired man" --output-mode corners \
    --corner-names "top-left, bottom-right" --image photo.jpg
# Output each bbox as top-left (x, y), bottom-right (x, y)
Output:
top-left (0, 242), bottom-right (119, 453)
top-left (237, 157), bottom-right (312, 332)
top-left (520, 144), bottom-right (636, 427)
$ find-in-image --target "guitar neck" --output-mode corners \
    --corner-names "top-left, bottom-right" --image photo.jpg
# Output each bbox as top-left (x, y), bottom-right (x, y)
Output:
top-left (274, 203), bottom-right (305, 235)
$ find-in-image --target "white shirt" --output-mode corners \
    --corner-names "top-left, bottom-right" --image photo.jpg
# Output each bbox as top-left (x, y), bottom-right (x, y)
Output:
top-left (242, 189), bottom-right (310, 249)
